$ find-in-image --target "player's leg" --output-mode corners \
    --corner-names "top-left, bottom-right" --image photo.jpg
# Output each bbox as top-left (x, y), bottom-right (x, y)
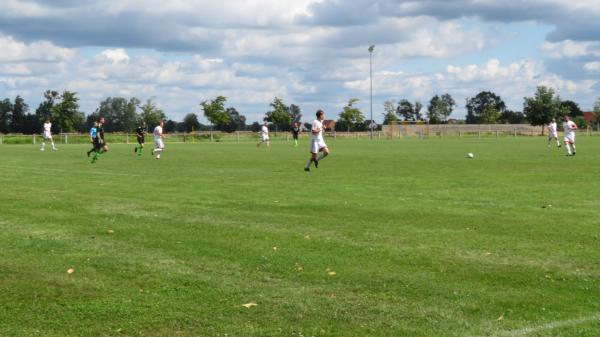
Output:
top-left (571, 141), bottom-right (576, 155)
top-left (139, 142), bottom-right (144, 155)
top-left (564, 138), bottom-right (572, 155)
top-left (40, 138), bottom-right (45, 151)
top-left (49, 136), bottom-right (56, 150)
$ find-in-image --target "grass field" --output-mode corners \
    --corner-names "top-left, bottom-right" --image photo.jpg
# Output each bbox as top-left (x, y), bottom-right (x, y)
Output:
top-left (0, 137), bottom-right (599, 337)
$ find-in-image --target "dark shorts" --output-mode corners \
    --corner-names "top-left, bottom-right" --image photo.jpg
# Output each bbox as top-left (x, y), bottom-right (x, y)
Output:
top-left (292, 134), bottom-right (299, 140)
top-left (137, 136), bottom-right (145, 144)
top-left (93, 139), bottom-right (103, 150)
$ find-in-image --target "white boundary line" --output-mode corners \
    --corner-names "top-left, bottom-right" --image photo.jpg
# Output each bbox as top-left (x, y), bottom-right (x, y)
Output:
top-left (480, 313), bottom-right (600, 337)
top-left (0, 165), bottom-right (141, 177)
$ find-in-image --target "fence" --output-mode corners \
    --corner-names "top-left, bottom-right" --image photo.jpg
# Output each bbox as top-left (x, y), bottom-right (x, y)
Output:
top-left (381, 124), bottom-right (598, 139)
top-left (0, 127), bottom-right (598, 145)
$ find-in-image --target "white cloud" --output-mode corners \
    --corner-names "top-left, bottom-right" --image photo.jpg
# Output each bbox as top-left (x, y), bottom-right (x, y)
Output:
top-left (540, 40), bottom-right (600, 59)
top-left (583, 62), bottom-right (600, 72)
top-left (0, 34), bottom-right (76, 62)
top-left (99, 49), bottom-right (130, 64)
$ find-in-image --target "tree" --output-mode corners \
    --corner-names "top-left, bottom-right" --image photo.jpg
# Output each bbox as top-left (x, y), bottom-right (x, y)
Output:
top-left (396, 100), bottom-right (424, 121)
top-left (201, 96), bottom-right (230, 129)
top-left (480, 105), bottom-right (500, 124)
top-left (427, 94), bottom-right (455, 124)
top-left (164, 120), bottom-right (178, 133)
top-left (593, 97), bottom-right (600, 130)
top-left (51, 91), bottom-right (85, 133)
top-left (498, 110), bottom-right (525, 124)
top-left (383, 100), bottom-right (398, 125)
top-left (523, 86), bottom-right (567, 134)
top-left (264, 97), bottom-right (291, 131)
top-left (181, 113), bottom-right (201, 132)
top-left (561, 100), bottom-right (583, 118)
top-left (338, 98), bottom-right (364, 132)
top-left (10, 96), bottom-right (28, 133)
top-left (0, 98), bottom-right (14, 134)
top-left (289, 104), bottom-right (302, 124)
top-left (219, 108), bottom-right (246, 132)
top-left (36, 90), bottom-right (60, 133)
top-left (465, 91), bottom-right (506, 124)
top-left (96, 97), bottom-right (140, 132)
top-left (140, 97), bottom-right (166, 128)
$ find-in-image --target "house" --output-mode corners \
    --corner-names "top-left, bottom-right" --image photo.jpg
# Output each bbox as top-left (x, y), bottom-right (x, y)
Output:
top-left (323, 120), bottom-right (336, 131)
top-left (583, 112), bottom-right (596, 124)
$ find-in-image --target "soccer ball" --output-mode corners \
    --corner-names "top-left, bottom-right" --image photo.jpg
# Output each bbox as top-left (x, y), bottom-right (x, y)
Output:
top-left (467, 153), bottom-right (474, 158)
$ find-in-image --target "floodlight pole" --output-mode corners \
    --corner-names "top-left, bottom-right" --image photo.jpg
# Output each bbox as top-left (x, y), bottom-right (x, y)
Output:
top-left (368, 45), bottom-right (375, 139)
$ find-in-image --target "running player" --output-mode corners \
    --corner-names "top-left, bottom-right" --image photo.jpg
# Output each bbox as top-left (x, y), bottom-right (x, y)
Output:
top-left (40, 118), bottom-right (57, 151)
top-left (257, 122), bottom-right (270, 148)
top-left (86, 121), bottom-right (98, 158)
top-left (89, 117), bottom-right (108, 163)
top-left (291, 122), bottom-right (301, 147)
top-left (304, 110), bottom-right (330, 172)
top-left (562, 115), bottom-right (577, 156)
top-left (152, 120), bottom-right (165, 159)
top-left (547, 118), bottom-right (560, 148)
top-left (134, 121), bottom-right (146, 156)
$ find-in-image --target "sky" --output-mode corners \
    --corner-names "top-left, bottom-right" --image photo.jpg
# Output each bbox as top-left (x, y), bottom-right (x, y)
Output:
top-left (0, 0), bottom-right (599, 124)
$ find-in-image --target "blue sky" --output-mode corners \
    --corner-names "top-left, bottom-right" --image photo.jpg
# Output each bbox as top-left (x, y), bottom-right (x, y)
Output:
top-left (0, 0), bottom-right (599, 124)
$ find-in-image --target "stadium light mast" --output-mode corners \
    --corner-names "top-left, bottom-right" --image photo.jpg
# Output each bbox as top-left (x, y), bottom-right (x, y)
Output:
top-left (368, 45), bottom-right (375, 139)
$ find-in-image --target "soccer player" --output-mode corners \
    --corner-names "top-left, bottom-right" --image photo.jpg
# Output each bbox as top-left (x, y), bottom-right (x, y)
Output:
top-left (152, 120), bottom-right (165, 159)
top-left (86, 122), bottom-right (98, 158)
top-left (257, 122), bottom-right (270, 148)
top-left (562, 115), bottom-right (577, 156)
top-left (291, 122), bottom-right (301, 147)
top-left (547, 118), bottom-right (561, 148)
top-left (304, 110), bottom-right (330, 172)
top-left (134, 121), bottom-right (146, 156)
top-left (88, 117), bottom-right (108, 163)
top-left (40, 118), bottom-right (57, 151)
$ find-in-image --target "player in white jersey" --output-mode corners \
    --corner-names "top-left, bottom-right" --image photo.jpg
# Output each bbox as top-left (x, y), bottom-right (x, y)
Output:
top-left (151, 120), bottom-right (165, 159)
top-left (547, 118), bottom-right (560, 148)
top-left (40, 118), bottom-right (57, 151)
top-left (562, 115), bottom-right (577, 156)
top-left (257, 122), bottom-right (270, 148)
top-left (304, 110), bottom-right (330, 172)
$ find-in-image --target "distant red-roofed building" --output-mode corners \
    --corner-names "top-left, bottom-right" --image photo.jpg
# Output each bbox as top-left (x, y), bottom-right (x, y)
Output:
top-left (583, 112), bottom-right (596, 124)
top-left (323, 120), bottom-right (336, 131)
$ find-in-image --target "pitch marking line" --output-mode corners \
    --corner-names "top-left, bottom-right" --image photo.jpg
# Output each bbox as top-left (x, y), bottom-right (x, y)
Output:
top-left (479, 313), bottom-right (600, 337)
top-left (0, 165), bottom-right (141, 177)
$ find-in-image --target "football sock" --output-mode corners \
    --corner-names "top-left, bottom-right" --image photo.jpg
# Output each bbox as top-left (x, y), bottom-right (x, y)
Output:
top-left (51, 142), bottom-right (56, 150)
top-left (572, 145), bottom-right (576, 154)
top-left (566, 144), bottom-right (572, 155)
top-left (139, 147), bottom-right (143, 155)
top-left (317, 153), bottom-right (328, 161)
top-left (305, 159), bottom-right (312, 169)
top-left (294, 140), bottom-right (298, 147)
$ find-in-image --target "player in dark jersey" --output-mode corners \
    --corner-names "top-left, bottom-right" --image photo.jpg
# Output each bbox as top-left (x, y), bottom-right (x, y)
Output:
top-left (134, 121), bottom-right (146, 156)
top-left (86, 122), bottom-right (98, 158)
top-left (291, 122), bottom-right (301, 147)
top-left (90, 117), bottom-right (108, 163)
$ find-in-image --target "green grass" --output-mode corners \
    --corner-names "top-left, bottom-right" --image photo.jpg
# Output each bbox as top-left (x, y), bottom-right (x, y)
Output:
top-left (0, 137), bottom-right (598, 337)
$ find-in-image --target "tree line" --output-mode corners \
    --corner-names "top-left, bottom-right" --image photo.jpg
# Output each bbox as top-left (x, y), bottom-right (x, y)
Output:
top-left (376, 87), bottom-right (600, 130)
top-left (1, 88), bottom-right (599, 134)
top-left (0, 91), bottom-right (305, 134)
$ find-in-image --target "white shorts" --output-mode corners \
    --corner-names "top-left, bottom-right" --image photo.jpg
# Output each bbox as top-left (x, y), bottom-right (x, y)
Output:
top-left (548, 132), bottom-right (558, 139)
top-left (261, 136), bottom-right (269, 142)
top-left (154, 139), bottom-right (164, 149)
top-left (310, 139), bottom-right (327, 154)
top-left (564, 133), bottom-right (575, 144)
top-left (43, 131), bottom-right (52, 140)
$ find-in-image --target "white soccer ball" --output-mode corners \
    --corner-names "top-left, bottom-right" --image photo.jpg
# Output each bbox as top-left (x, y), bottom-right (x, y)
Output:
top-left (467, 153), bottom-right (474, 158)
